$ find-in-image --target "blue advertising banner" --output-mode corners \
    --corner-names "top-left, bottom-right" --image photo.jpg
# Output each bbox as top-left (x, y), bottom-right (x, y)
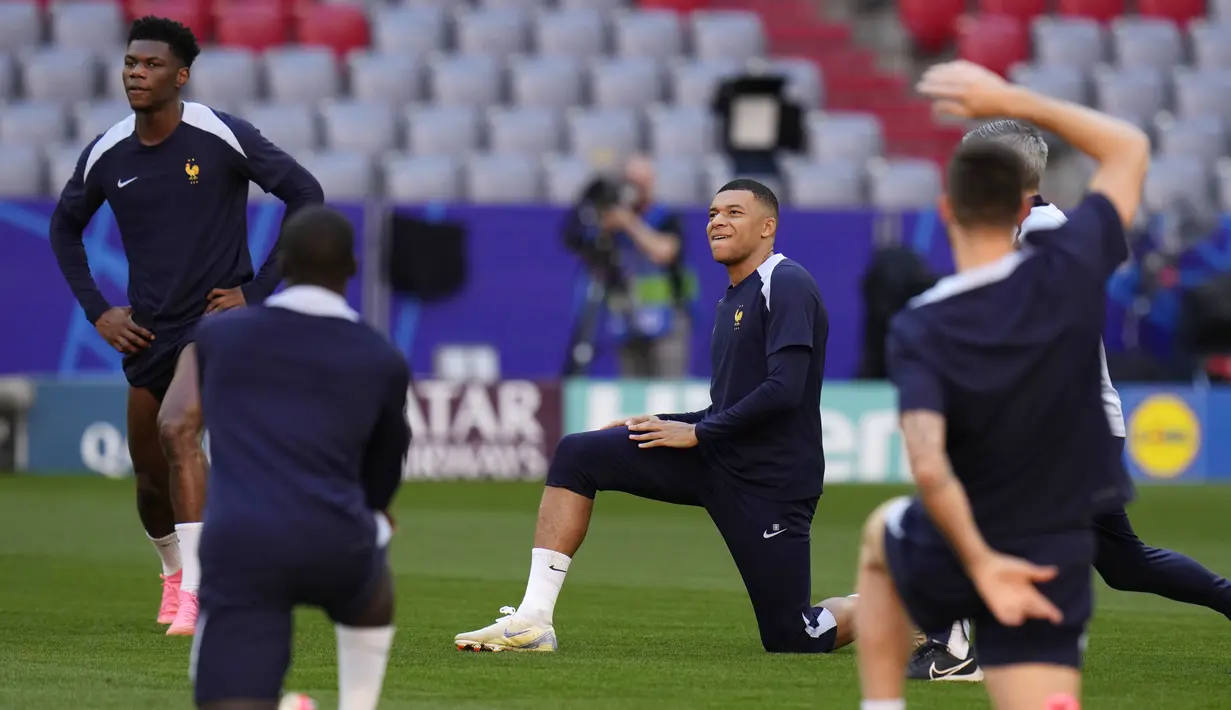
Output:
top-left (0, 200), bottom-right (365, 379)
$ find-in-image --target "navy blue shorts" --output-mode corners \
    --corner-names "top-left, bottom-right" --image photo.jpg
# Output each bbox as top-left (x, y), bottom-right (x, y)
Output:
top-left (546, 427), bottom-right (837, 653)
top-left (192, 528), bottom-right (386, 704)
top-left (883, 498), bottom-right (1095, 669)
top-left (124, 333), bottom-right (192, 403)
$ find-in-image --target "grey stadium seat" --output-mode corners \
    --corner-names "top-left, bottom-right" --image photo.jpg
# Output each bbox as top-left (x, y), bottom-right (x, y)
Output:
top-left (465, 153), bottom-right (542, 203)
top-left (50, 1), bottom-right (124, 54)
top-left (1008, 63), bottom-right (1087, 105)
top-left (0, 102), bottom-right (68, 146)
top-left (1156, 115), bottom-right (1226, 165)
top-left (559, 0), bottom-right (626, 9)
top-left (1215, 158), bottom-right (1231, 211)
top-left (1173, 68), bottom-right (1231, 125)
top-left (405, 105), bottom-right (481, 156)
top-left (0, 53), bottom-right (14, 102)
top-left (0, 2), bottom-right (41, 54)
top-left (542, 153), bottom-right (595, 204)
top-left (1144, 156), bottom-right (1212, 214)
top-left (238, 102), bottom-right (317, 155)
top-left (20, 48), bottom-right (98, 105)
top-left (486, 106), bottom-right (561, 155)
top-left (455, 10), bottom-right (528, 58)
top-left (75, 101), bottom-right (132, 143)
top-left (428, 54), bottom-right (502, 108)
top-left (807, 111), bottom-right (883, 164)
top-left (1032, 17), bottom-right (1104, 71)
top-left (566, 108), bottom-right (641, 166)
top-left (703, 153), bottom-right (735, 193)
top-left (868, 159), bottom-right (942, 211)
top-left (669, 58), bottom-right (740, 107)
top-left (534, 10), bottom-right (607, 60)
top-left (185, 49), bottom-right (259, 106)
top-left (613, 10), bottom-right (684, 62)
top-left (1189, 21), bottom-right (1231, 71)
top-left (348, 51), bottom-right (422, 106)
top-left (0, 144), bottom-right (44, 197)
top-left (298, 150), bottom-right (375, 201)
top-left (320, 100), bottom-right (399, 155)
top-left (786, 161), bottom-right (864, 208)
top-left (371, 6), bottom-right (447, 56)
top-left (383, 154), bottom-right (460, 202)
top-left (508, 55), bottom-right (583, 109)
top-left (45, 143), bottom-right (84, 196)
top-left (651, 156), bottom-right (702, 205)
top-left (1092, 66), bottom-right (1165, 127)
top-left (264, 48), bottom-right (339, 104)
top-left (691, 11), bottom-right (765, 64)
top-left (589, 57), bottom-right (662, 109)
top-left (764, 57), bottom-right (823, 109)
top-left (647, 104), bottom-right (714, 158)
top-left (476, 0), bottom-right (546, 11)
top-left (1111, 17), bottom-right (1183, 72)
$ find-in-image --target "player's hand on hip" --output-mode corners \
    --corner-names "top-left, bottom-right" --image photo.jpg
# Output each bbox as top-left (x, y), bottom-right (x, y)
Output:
top-left (95, 306), bottom-right (154, 354)
top-left (971, 552), bottom-right (1063, 627)
top-left (627, 420), bottom-right (698, 448)
top-left (601, 414), bottom-right (659, 430)
top-left (205, 287), bottom-right (247, 314)
top-left (916, 60), bottom-right (1018, 120)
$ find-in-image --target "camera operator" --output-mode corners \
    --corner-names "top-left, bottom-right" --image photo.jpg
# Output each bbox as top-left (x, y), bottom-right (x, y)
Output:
top-left (562, 156), bottom-right (691, 378)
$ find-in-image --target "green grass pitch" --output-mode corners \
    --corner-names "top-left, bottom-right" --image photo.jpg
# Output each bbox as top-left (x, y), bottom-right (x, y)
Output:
top-left (2, 476), bottom-right (1229, 709)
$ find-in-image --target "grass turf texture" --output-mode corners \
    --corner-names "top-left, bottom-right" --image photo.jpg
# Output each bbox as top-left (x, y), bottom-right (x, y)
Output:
top-left (1, 477), bottom-right (1229, 709)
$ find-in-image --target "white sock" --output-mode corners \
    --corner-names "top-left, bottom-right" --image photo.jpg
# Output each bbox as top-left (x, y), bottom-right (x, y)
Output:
top-left (946, 619), bottom-right (971, 660)
top-left (148, 532), bottom-right (181, 576)
top-left (515, 547), bottom-right (571, 625)
top-left (336, 625), bottom-right (394, 710)
top-left (175, 522), bottom-right (203, 593)
top-left (861, 701), bottom-right (905, 710)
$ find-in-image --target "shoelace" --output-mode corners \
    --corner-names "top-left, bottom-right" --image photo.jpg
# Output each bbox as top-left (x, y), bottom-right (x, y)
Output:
top-left (496, 605), bottom-right (517, 620)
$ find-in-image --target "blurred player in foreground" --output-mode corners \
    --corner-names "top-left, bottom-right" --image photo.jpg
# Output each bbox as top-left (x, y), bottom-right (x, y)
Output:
top-left (48, 16), bottom-right (323, 635)
top-left (855, 61), bottom-right (1149, 710)
top-left (189, 206), bottom-right (409, 710)
top-left (456, 179), bottom-right (857, 654)
top-left (909, 120), bottom-right (1231, 683)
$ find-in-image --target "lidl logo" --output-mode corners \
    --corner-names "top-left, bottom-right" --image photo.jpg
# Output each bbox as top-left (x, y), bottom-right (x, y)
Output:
top-left (1126, 394), bottom-right (1201, 480)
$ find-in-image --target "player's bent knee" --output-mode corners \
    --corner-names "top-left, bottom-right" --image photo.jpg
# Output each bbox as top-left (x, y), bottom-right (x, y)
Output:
top-left (158, 404), bottom-right (202, 449)
top-left (860, 497), bottom-right (908, 571)
top-left (545, 432), bottom-right (598, 497)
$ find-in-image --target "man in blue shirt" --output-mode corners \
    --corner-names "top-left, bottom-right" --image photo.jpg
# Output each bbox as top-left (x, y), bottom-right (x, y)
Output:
top-left (455, 179), bottom-right (856, 654)
top-left (190, 205), bottom-right (407, 710)
top-left (854, 60), bottom-right (1150, 710)
top-left (49, 16), bottom-right (323, 636)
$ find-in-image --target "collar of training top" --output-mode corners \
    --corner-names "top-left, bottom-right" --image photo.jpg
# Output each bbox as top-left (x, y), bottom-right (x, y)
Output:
top-left (1030, 194), bottom-right (1048, 208)
top-left (265, 285), bottom-right (359, 322)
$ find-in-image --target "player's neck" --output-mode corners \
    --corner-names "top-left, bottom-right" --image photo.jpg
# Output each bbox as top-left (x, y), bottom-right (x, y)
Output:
top-left (725, 248), bottom-right (774, 286)
top-left (134, 100), bottom-right (184, 146)
top-left (951, 229), bottom-right (1015, 273)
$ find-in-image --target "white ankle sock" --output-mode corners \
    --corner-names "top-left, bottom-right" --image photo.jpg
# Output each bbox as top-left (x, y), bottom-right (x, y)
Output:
top-left (336, 625), bottom-right (395, 710)
top-left (516, 548), bottom-right (571, 625)
top-left (175, 522), bottom-right (203, 593)
top-left (861, 700), bottom-right (905, 710)
top-left (148, 532), bottom-right (181, 576)
top-left (947, 620), bottom-right (971, 660)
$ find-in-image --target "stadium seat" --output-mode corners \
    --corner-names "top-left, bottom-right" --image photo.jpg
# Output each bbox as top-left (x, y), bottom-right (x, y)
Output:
top-left (767, 57), bottom-right (824, 108)
top-left (74, 100), bottom-right (132, 142)
top-left (651, 155), bottom-right (702, 206)
top-left (508, 55), bottom-right (583, 109)
top-left (298, 150), bottom-right (374, 202)
top-left (668, 58), bottom-right (740, 108)
top-left (215, 7), bottom-right (287, 52)
top-left (1008, 63), bottom-right (1088, 104)
top-left (370, 5), bottom-right (447, 56)
top-left (0, 101), bottom-right (67, 146)
top-left (464, 153), bottom-right (542, 204)
top-left (486, 105), bottom-right (561, 155)
top-left (238, 101), bottom-right (317, 155)
top-left (297, 4), bottom-right (370, 57)
top-left (44, 142), bottom-right (80, 195)
top-left (185, 48), bottom-right (259, 107)
top-left (50, 1), bottom-right (125, 53)
top-left (807, 111), bottom-right (884, 164)
top-left (1032, 17), bottom-right (1105, 70)
top-left (1216, 0), bottom-right (1231, 21)
top-left (613, 10), bottom-right (683, 62)
top-left (559, 0), bottom-right (624, 9)
top-left (1215, 158), bottom-right (1231, 211)
top-left (1092, 66), bottom-right (1165, 127)
top-left (456, 9), bottom-right (528, 57)
top-left (897, 0), bottom-right (965, 53)
top-left (691, 10), bottom-right (765, 63)
top-left (647, 104), bottom-right (714, 158)
top-left (1156, 114), bottom-right (1225, 167)
top-left (868, 158), bottom-right (943, 210)
top-left (347, 51), bottom-right (422, 106)
top-left (1189, 21), bottom-right (1231, 70)
top-left (785, 161), bottom-right (864, 207)
top-left (541, 152), bottom-right (594, 204)
top-left (1173, 68), bottom-right (1231, 125)
top-left (533, 9), bottom-right (607, 60)
top-left (978, 0), bottom-right (1047, 23)
top-left (589, 57), bottom-right (662, 110)
top-left (1111, 17), bottom-right (1183, 72)
top-left (1136, 0), bottom-right (1206, 24)
top-left (703, 153), bottom-right (736, 194)
top-left (382, 154), bottom-right (461, 202)
top-left (19, 48), bottom-right (98, 105)
top-left (1143, 156), bottom-right (1212, 214)
top-left (566, 107), bottom-right (641, 167)
top-left (405, 105), bottom-right (481, 157)
top-left (1056, 0), bottom-right (1126, 23)
top-left (127, 0), bottom-right (212, 40)
top-left (0, 2), bottom-right (41, 54)
top-left (957, 14), bottom-right (1029, 77)
top-left (0, 143), bottom-right (44, 197)
top-left (476, 0), bottom-right (546, 12)
top-left (428, 55), bottom-right (503, 108)
top-left (263, 47), bottom-right (339, 104)
top-left (320, 100), bottom-right (398, 155)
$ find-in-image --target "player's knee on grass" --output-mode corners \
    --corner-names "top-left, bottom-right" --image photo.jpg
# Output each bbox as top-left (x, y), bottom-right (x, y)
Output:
top-left (860, 497), bottom-right (906, 573)
top-left (334, 564), bottom-right (395, 628)
top-left (817, 595), bottom-right (857, 649)
top-left (545, 432), bottom-right (599, 499)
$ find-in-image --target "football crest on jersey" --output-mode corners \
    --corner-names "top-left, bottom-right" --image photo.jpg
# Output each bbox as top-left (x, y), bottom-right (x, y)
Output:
top-left (185, 158), bottom-right (200, 184)
top-left (734, 306), bottom-right (743, 329)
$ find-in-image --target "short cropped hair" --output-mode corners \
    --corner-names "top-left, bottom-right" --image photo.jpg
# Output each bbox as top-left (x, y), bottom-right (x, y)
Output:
top-left (128, 16), bottom-right (201, 68)
top-left (717, 178), bottom-right (779, 217)
top-left (946, 140), bottom-right (1028, 229)
top-left (280, 206), bottom-right (356, 284)
top-left (962, 119), bottom-right (1048, 190)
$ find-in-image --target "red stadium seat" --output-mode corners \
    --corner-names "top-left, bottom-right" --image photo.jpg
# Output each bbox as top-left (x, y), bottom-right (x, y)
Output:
top-left (297, 4), bottom-right (369, 57)
top-left (215, 6), bottom-right (286, 51)
top-left (1136, 0), bottom-right (1206, 24)
top-left (637, 0), bottom-right (707, 11)
top-left (978, 0), bottom-right (1047, 24)
top-left (958, 14), bottom-right (1028, 77)
top-left (899, 0), bottom-right (965, 53)
top-left (128, 0), bottom-right (211, 39)
top-left (1056, 0), bottom-right (1126, 23)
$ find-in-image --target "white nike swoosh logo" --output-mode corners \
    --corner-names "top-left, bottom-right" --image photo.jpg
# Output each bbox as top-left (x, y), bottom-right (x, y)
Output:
top-left (930, 658), bottom-right (974, 679)
top-left (117, 177), bottom-right (138, 188)
top-left (762, 529), bottom-right (786, 539)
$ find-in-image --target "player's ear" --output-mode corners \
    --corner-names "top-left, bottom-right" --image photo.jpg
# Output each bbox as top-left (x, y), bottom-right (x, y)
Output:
top-left (175, 66), bottom-right (189, 90)
top-left (1017, 196), bottom-right (1032, 226)
top-left (938, 194), bottom-right (955, 227)
top-left (761, 216), bottom-right (776, 239)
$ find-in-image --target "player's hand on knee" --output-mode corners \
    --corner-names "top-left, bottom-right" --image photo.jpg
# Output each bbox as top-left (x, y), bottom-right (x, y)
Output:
top-left (627, 420), bottom-right (698, 449)
top-left (916, 60), bottom-right (1016, 120)
top-left (205, 287), bottom-right (248, 314)
top-left (95, 306), bottom-right (154, 354)
top-left (971, 552), bottom-right (1063, 627)
top-left (601, 414), bottom-right (659, 430)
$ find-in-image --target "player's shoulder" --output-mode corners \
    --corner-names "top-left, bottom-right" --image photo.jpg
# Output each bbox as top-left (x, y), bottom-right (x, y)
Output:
top-left (179, 102), bottom-right (257, 157)
top-left (907, 250), bottom-right (1031, 313)
top-left (756, 254), bottom-right (820, 305)
top-left (1019, 202), bottom-right (1068, 237)
top-left (78, 113), bottom-right (136, 181)
top-left (1021, 193), bottom-right (1120, 248)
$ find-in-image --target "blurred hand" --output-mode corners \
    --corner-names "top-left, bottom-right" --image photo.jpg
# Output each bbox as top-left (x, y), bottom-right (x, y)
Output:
top-left (916, 60), bottom-right (1018, 121)
top-left (600, 414), bottom-right (660, 430)
top-left (627, 420), bottom-right (698, 449)
top-left (95, 306), bottom-right (153, 354)
top-left (206, 287), bottom-right (247, 315)
top-left (970, 552), bottom-right (1062, 627)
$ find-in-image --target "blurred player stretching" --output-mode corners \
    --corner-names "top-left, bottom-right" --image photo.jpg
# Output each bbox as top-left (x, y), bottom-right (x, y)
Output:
top-left (49, 16), bottom-right (323, 636)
